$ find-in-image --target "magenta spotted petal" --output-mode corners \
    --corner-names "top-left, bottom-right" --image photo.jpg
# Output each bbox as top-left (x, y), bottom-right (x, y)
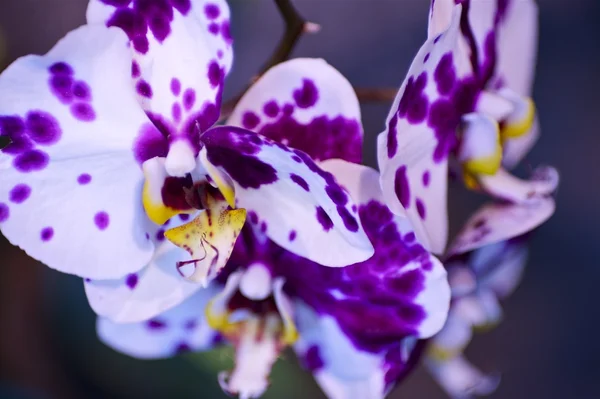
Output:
top-left (199, 126), bottom-right (374, 267)
top-left (228, 58), bottom-right (364, 164)
top-left (378, 6), bottom-right (470, 254)
top-left (87, 0), bottom-right (233, 176)
top-left (0, 26), bottom-right (155, 279)
top-left (97, 285), bottom-right (221, 358)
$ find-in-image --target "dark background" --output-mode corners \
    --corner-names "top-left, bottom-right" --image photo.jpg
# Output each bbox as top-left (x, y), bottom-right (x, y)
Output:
top-left (0, 0), bottom-right (598, 398)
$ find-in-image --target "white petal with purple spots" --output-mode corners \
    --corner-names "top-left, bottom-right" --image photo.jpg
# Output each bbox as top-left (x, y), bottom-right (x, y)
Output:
top-left (87, 0), bottom-right (233, 175)
top-left (199, 126), bottom-right (374, 267)
top-left (97, 284), bottom-right (220, 359)
top-left (228, 58), bottom-right (363, 164)
top-left (0, 25), bottom-right (155, 279)
top-left (378, 5), bottom-right (470, 254)
top-left (85, 216), bottom-right (203, 323)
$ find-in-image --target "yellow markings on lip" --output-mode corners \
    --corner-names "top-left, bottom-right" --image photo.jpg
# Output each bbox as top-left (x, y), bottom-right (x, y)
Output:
top-left (205, 300), bottom-right (240, 335)
top-left (164, 194), bottom-right (246, 285)
top-left (427, 343), bottom-right (464, 362)
top-left (142, 181), bottom-right (190, 225)
top-left (463, 146), bottom-right (502, 176)
top-left (501, 97), bottom-right (535, 140)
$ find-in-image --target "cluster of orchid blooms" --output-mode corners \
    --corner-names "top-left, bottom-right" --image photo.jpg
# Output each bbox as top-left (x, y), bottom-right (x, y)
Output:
top-left (0, 0), bottom-right (557, 398)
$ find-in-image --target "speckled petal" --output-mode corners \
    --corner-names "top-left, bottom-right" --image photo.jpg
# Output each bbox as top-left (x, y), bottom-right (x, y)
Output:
top-left (87, 0), bottom-right (233, 176)
top-left (0, 26), bottom-right (155, 279)
top-left (448, 198), bottom-right (554, 256)
top-left (97, 284), bottom-right (220, 359)
top-left (228, 58), bottom-right (363, 164)
top-left (85, 217), bottom-right (203, 323)
top-left (199, 126), bottom-right (374, 267)
top-left (378, 5), bottom-right (470, 254)
top-left (477, 166), bottom-right (559, 204)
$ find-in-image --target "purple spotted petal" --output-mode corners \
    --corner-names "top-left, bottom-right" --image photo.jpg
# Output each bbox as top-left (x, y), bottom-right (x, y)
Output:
top-left (97, 285), bottom-right (220, 358)
top-left (85, 217), bottom-right (204, 323)
top-left (378, 6), bottom-right (471, 254)
top-left (0, 26), bottom-right (155, 279)
top-left (87, 0), bottom-right (233, 175)
top-left (228, 58), bottom-right (363, 164)
top-left (199, 126), bottom-right (374, 267)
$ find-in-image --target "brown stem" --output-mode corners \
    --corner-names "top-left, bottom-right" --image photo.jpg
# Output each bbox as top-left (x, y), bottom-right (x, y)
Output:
top-left (354, 87), bottom-right (398, 103)
top-left (219, 0), bottom-right (319, 122)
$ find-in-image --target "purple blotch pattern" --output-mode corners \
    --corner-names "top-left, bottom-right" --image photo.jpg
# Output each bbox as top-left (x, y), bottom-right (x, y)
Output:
top-left (48, 62), bottom-right (96, 122)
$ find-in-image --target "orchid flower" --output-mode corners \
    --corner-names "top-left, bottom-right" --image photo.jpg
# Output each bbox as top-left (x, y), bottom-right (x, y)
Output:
top-left (378, 1), bottom-right (558, 254)
top-left (0, 0), bottom-right (376, 323)
top-left (425, 235), bottom-right (530, 398)
top-left (96, 58), bottom-right (451, 399)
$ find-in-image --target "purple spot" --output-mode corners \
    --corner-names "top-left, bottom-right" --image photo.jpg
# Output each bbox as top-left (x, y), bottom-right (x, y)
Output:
top-left (184, 319), bottom-right (197, 330)
top-left (394, 166), bottom-right (410, 209)
top-left (49, 75), bottom-right (73, 103)
top-left (337, 206), bottom-right (359, 232)
top-left (0, 203), bottom-right (8, 222)
top-left (422, 171), bottom-right (430, 187)
top-left (70, 103), bottom-right (96, 122)
top-left (40, 227), bottom-right (54, 241)
top-left (293, 79), bottom-right (319, 108)
top-left (171, 78), bottom-right (181, 96)
top-left (132, 61), bottom-right (141, 78)
top-left (14, 150), bottom-right (49, 172)
top-left (137, 80), bottom-right (153, 98)
top-left (292, 155), bottom-right (302, 163)
top-left (326, 185), bottom-right (348, 206)
top-left (175, 342), bottom-right (191, 354)
top-left (208, 22), bottom-right (219, 35)
top-left (156, 229), bottom-right (165, 241)
top-left (73, 81), bottom-right (92, 101)
top-left (183, 88), bottom-right (196, 110)
top-left (290, 173), bottom-right (309, 191)
top-left (148, 13), bottom-right (171, 42)
top-left (260, 221), bottom-right (267, 233)
top-left (242, 111), bottom-right (260, 130)
top-left (106, 8), bottom-right (149, 54)
top-left (263, 101), bottom-right (280, 118)
top-left (147, 319), bottom-right (167, 330)
top-left (416, 199), bottom-right (426, 220)
top-left (316, 206), bottom-right (333, 231)
top-left (207, 61), bottom-right (222, 89)
top-left (9, 184), bottom-right (31, 204)
top-left (49, 62), bottom-right (73, 75)
top-left (26, 111), bottom-right (62, 145)
top-left (404, 232), bottom-right (416, 243)
top-left (434, 33), bottom-right (442, 43)
top-left (434, 53), bottom-right (456, 95)
top-left (217, 49), bottom-right (224, 59)
top-left (179, 214), bottom-right (190, 221)
top-left (94, 211), bottom-right (110, 230)
top-left (289, 230), bottom-right (297, 241)
top-left (172, 103), bottom-right (182, 122)
top-left (387, 114), bottom-right (398, 159)
top-left (221, 20), bottom-right (232, 44)
top-left (133, 124), bottom-right (168, 164)
top-left (249, 211), bottom-right (259, 225)
top-left (398, 73), bottom-right (429, 124)
top-left (171, 0), bottom-right (191, 14)
top-left (424, 53), bottom-right (430, 63)
top-left (304, 345), bottom-right (324, 371)
top-left (282, 103), bottom-right (294, 115)
top-left (126, 273), bottom-right (138, 289)
top-left (204, 3), bottom-right (220, 19)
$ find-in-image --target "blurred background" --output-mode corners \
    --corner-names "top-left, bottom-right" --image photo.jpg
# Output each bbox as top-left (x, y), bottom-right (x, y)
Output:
top-left (0, 0), bottom-right (599, 398)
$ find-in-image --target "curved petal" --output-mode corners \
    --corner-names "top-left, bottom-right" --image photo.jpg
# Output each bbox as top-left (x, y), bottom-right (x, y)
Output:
top-left (378, 5), bottom-right (470, 254)
top-left (85, 216), bottom-right (204, 323)
top-left (294, 306), bottom-right (388, 399)
top-left (319, 159), bottom-right (451, 340)
top-left (87, 0), bottom-right (233, 175)
top-left (228, 58), bottom-right (363, 164)
top-left (494, 0), bottom-right (538, 95)
top-left (477, 166), bottom-right (559, 203)
top-left (0, 25), bottom-right (155, 279)
top-left (448, 198), bottom-right (554, 256)
top-left (199, 126), bottom-right (374, 267)
top-left (426, 355), bottom-right (500, 399)
top-left (97, 285), bottom-right (220, 359)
